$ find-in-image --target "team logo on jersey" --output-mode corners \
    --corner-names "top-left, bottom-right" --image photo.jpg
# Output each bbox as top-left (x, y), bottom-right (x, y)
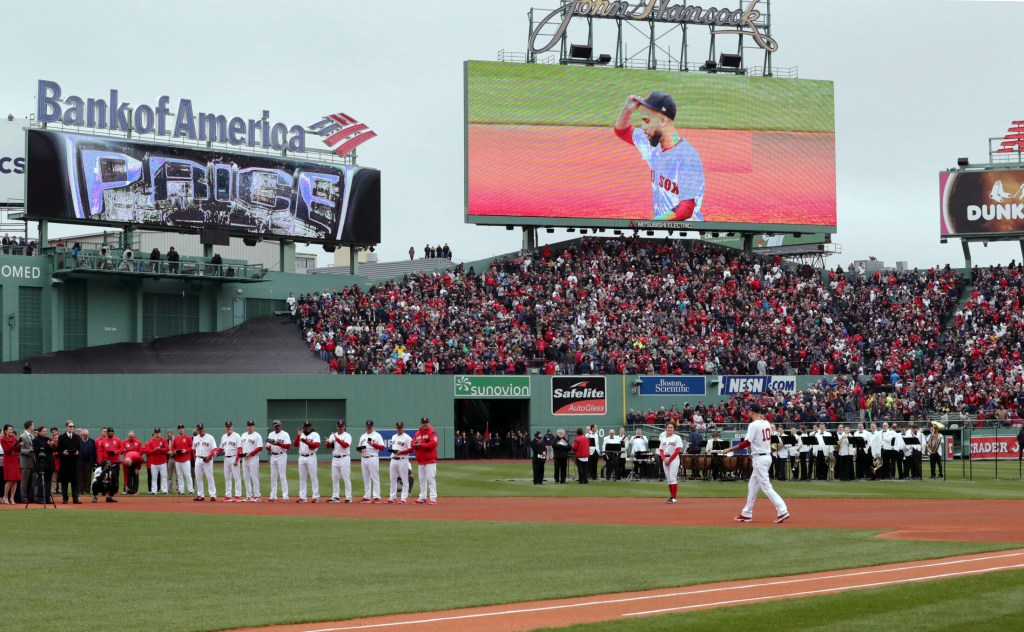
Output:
top-left (309, 113), bottom-right (377, 158)
top-left (552, 377), bottom-right (607, 416)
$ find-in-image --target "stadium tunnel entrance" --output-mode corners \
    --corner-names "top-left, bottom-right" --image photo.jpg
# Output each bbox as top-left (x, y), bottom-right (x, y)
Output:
top-left (455, 398), bottom-right (529, 451)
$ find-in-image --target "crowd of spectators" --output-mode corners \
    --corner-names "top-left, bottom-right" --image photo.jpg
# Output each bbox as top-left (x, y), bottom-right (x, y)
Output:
top-left (292, 237), bottom-right (1024, 425)
top-left (410, 243), bottom-right (453, 260)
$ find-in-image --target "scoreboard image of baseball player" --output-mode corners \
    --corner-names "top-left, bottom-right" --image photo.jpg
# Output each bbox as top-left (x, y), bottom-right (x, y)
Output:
top-left (613, 90), bottom-right (705, 221)
top-left (465, 61), bottom-right (837, 230)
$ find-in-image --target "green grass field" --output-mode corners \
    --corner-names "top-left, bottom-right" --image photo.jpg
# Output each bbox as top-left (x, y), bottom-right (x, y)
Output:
top-left (15, 461), bottom-right (1022, 631)
top-left (541, 569), bottom-right (1024, 632)
top-left (465, 60), bottom-right (836, 132)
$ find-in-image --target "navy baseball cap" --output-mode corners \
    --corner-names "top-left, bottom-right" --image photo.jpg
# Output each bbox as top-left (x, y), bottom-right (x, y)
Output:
top-left (637, 91), bottom-right (676, 120)
top-left (749, 403), bottom-right (766, 415)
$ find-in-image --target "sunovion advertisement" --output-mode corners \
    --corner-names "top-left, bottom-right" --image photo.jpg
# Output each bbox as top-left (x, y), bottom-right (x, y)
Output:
top-left (940, 169), bottom-right (1024, 237)
top-left (26, 129), bottom-right (380, 245)
top-left (638, 376), bottom-right (706, 396)
top-left (718, 375), bottom-right (797, 396)
top-left (0, 118), bottom-right (27, 206)
top-left (465, 61), bottom-right (836, 232)
top-left (552, 376), bottom-right (607, 415)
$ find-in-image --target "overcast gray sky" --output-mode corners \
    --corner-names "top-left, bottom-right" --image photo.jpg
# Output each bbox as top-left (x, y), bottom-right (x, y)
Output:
top-left (3, 0), bottom-right (1022, 269)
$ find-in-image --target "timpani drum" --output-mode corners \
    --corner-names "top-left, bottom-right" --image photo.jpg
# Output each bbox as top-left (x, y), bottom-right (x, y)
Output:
top-left (694, 454), bottom-right (712, 479)
top-left (737, 455), bottom-right (753, 479)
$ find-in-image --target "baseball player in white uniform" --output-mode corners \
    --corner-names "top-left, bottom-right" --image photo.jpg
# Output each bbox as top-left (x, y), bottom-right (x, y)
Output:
top-left (358, 420), bottom-right (386, 503)
top-left (293, 421), bottom-right (321, 503)
top-left (239, 421), bottom-right (263, 502)
top-left (658, 422), bottom-right (685, 504)
top-left (721, 404), bottom-right (790, 523)
top-left (265, 420), bottom-right (290, 501)
top-left (219, 421), bottom-right (243, 501)
top-left (327, 420), bottom-right (352, 503)
top-left (614, 90), bottom-right (705, 221)
top-left (387, 422), bottom-right (413, 504)
top-left (192, 424), bottom-right (218, 501)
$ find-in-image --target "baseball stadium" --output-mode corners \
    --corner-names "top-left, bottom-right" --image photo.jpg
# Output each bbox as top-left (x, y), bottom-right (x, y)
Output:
top-left (2, 1), bottom-right (1024, 631)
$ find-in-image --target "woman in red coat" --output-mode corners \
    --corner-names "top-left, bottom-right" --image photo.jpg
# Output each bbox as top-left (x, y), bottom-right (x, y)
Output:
top-left (572, 428), bottom-right (590, 484)
top-left (2, 424), bottom-right (23, 504)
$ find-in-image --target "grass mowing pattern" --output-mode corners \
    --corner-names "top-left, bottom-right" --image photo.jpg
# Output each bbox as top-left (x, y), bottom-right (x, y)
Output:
top-left (5, 511), bottom-right (1015, 632)
top-left (465, 60), bottom-right (836, 132)
top-left (539, 569), bottom-right (1024, 632)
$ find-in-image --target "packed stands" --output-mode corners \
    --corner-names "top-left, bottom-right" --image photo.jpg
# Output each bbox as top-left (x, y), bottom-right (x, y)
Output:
top-left (291, 238), bottom-right (1024, 425)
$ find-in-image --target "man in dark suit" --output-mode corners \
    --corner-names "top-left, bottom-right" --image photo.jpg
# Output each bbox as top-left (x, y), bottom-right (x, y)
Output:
top-left (77, 429), bottom-right (96, 497)
top-left (56, 420), bottom-right (83, 504)
top-left (19, 420), bottom-right (35, 502)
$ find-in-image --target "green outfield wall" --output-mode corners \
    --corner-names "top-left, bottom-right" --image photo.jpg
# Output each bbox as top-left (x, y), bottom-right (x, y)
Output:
top-left (0, 373), bottom-right (834, 459)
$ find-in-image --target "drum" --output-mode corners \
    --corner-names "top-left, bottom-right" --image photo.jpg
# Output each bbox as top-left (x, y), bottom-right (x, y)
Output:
top-left (681, 454), bottom-right (695, 477)
top-left (722, 455), bottom-right (739, 473)
top-left (693, 454), bottom-right (712, 478)
top-left (737, 455), bottom-right (753, 479)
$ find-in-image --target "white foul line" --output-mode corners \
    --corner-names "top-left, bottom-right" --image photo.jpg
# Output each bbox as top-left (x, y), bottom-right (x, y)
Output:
top-left (304, 550), bottom-right (1024, 631)
top-left (624, 562), bottom-right (1024, 617)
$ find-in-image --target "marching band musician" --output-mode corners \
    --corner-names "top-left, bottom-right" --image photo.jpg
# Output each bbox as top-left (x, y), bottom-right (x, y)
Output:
top-left (837, 424), bottom-right (854, 481)
top-left (867, 422), bottom-right (883, 480)
top-left (927, 421), bottom-right (944, 479)
top-left (853, 422), bottom-right (871, 479)
top-left (905, 422), bottom-right (923, 480)
top-left (797, 426), bottom-right (811, 480)
top-left (786, 428), bottom-right (799, 480)
top-left (602, 429), bottom-right (622, 480)
top-left (896, 423), bottom-right (912, 480)
top-left (813, 424), bottom-right (829, 481)
top-left (627, 428), bottom-right (648, 480)
top-left (892, 423), bottom-right (908, 479)
top-left (880, 422), bottom-right (898, 479)
top-left (771, 425), bottom-right (786, 481)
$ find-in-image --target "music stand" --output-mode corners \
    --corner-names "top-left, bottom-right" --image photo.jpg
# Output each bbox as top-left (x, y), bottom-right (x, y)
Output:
top-left (850, 436), bottom-right (865, 450)
top-left (782, 435), bottom-right (797, 447)
top-left (603, 443), bottom-right (622, 480)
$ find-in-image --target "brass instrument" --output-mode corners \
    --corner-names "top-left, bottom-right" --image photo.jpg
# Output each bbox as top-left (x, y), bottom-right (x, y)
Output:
top-left (926, 431), bottom-right (942, 456)
top-left (872, 454), bottom-right (884, 473)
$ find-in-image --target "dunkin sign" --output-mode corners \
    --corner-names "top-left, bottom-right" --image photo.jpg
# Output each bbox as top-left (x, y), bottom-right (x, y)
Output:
top-left (552, 377), bottom-right (607, 416)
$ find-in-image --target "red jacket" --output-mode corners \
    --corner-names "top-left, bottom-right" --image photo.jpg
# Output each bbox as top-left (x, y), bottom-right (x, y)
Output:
top-left (123, 438), bottom-right (142, 459)
top-left (143, 437), bottom-right (169, 466)
top-left (96, 436), bottom-right (124, 464)
top-left (412, 425), bottom-right (439, 464)
top-left (572, 435), bottom-right (589, 459)
top-left (170, 434), bottom-right (193, 463)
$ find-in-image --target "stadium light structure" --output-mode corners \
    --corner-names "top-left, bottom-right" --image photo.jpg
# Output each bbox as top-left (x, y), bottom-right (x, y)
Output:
top-left (505, 225), bottom-right (514, 231)
top-left (957, 157), bottom-right (969, 167)
top-left (719, 53), bottom-right (742, 69)
top-left (545, 228), bottom-right (554, 233)
top-left (564, 43), bottom-right (611, 66)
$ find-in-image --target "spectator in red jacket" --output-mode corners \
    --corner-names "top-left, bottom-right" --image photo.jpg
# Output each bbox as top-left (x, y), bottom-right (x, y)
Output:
top-left (412, 417), bottom-right (439, 504)
top-left (143, 429), bottom-right (170, 494)
top-left (572, 428), bottom-right (589, 484)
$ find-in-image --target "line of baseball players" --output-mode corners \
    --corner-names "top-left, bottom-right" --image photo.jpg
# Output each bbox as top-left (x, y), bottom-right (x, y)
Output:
top-left (149, 417), bottom-right (439, 504)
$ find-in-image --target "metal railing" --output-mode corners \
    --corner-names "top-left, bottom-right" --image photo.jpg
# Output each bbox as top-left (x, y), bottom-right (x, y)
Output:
top-left (53, 249), bottom-right (268, 279)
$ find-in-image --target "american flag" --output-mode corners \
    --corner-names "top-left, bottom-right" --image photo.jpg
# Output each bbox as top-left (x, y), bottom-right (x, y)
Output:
top-left (309, 113), bottom-right (377, 158)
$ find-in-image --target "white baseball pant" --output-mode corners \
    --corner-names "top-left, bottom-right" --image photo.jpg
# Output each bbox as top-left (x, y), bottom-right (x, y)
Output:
top-left (361, 456), bottom-right (380, 499)
top-left (741, 454), bottom-right (788, 518)
top-left (174, 460), bottom-right (194, 494)
top-left (224, 458), bottom-right (242, 497)
top-left (149, 463), bottom-right (168, 494)
top-left (331, 456), bottom-right (351, 500)
top-left (662, 457), bottom-right (680, 484)
top-left (195, 459), bottom-right (216, 498)
top-left (269, 454), bottom-right (288, 500)
top-left (297, 455), bottom-right (319, 500)
top-left (389, 457), bottom-right (410, 501)
top-left (241, 456), bottom-right (260, 499)
top-left (417, 463), bottom-right (437, 501)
